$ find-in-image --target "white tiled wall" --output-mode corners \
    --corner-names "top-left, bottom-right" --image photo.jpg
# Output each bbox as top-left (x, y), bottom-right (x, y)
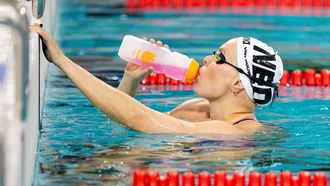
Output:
top-left (0, 0), bottom-right (53, 185)
top-left (0, 2), bottom-right (18, 129)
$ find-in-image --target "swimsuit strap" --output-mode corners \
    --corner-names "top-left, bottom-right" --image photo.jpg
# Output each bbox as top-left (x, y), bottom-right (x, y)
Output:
top-left (233, 118), bottom-right (255, 125)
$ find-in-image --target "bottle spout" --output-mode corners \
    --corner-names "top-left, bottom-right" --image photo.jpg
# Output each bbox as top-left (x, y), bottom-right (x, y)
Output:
top-left (183, 59), bottom-right (199, 83)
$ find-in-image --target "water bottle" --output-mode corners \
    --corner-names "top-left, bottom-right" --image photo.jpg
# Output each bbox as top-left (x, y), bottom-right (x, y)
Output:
top-left (118, 35), bottom-right (199, 83)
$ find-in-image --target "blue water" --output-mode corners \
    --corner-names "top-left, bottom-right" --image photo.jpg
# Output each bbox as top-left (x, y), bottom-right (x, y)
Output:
top-left (34, 1), bottom-right (330, 185)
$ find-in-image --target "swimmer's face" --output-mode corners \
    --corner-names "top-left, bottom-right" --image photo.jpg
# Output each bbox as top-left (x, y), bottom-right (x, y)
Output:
top-left (193, 38), bottom-right (240, 100)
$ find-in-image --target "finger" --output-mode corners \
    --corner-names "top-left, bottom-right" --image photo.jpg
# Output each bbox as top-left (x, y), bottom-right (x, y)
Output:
top-left (127, 63), bottom-right (139, 70)
top-left (30, 25), bottom-right (51, 42)
top-left (30, 24), bottom-right (49, 37)
top-left (142, 37), bottom-right (147, 41)
top-left (141, 67), bottom-right (153, 74)
top-left (126, 63), bottom-right (134, 70)
top-left (147, 67), bottom-right (154, 73)
top-left (137, 66), bottom-right (148, 71)
top-left (164, 44), bottom-right (169, 49)
top-left (156, 40), bottom-right (162, 46)
top-left (149, 38), bottom-right (155, 44)
top-left (29, 24), bottom-right (42, 33)
top-left (30, 23), bottom-right (41, 29)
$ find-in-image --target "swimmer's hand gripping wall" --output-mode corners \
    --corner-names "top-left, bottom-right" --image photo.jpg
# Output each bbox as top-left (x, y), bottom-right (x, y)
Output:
top-left (118, 35), bottom-right (199, 83)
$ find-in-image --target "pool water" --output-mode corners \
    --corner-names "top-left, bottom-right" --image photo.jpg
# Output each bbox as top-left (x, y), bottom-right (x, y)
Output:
top-left (34, 0), bottom-right (330, 185)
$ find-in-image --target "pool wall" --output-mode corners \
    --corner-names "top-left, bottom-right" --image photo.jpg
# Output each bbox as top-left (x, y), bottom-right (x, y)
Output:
top-left (0, 0), bottom-right (55, 185)
top-left (23, 1), bottom-right (56, 186)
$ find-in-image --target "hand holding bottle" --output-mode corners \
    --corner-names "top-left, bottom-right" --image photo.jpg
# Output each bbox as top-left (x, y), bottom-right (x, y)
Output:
top-left (118, 35), bottom-right (199, 83)
top-left (122, 38), bottom-right (169, 83)
top-left (119, 37), bottom-right (172, 96)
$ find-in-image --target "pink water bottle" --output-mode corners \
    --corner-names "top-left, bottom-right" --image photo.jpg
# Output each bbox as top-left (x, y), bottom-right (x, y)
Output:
top-left (118, 35), bottom-right (199, 83)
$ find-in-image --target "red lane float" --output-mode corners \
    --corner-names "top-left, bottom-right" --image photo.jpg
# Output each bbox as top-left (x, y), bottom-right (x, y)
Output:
top-left (187, 0), bottom-right (206, 7)
top-left (214, 171), bottom-right (226, 186)
top-left (232, 0), bottom-right (254, 7)
top-left (127, 0), bottom-right (135, 9)
top-left (291, 70), bottom-right (303, 86)
top-left (299, 171), bottom-right (311, 186)
top-left (198, 171), bottom-right (211, 186)
top-left (314, 172), bottom-right (327, 186)
top-left (169, 78), bottom-right (180, 86)
top-left (278, 69), bottom-right (329, 87)
top-left (167, 171), bottom-right (179, 186)
top-left (142, 69), bottom-right (330, 87)
top-left (249, 172), bottom-right (262, 186)
top-left (265, 172), bottom-right (277, 186)
top-left (174, 0), bottom-right (184, 9)
top-left (280, 0), bottom-right (299, 7)
top-left (132, 170), bottom-right (328, 186)
top-left (315, 73), bottom-right (322, 86)
top-left (127, 0), bottom-right (330, 8)
top-left (146, 171), bottom-right (160, 186)
top-left (234, 172), bottom-right (245, 186)
top-left (149, 73), bottom-right (157, 85)
top-left (156, 73), bottom-right (167, 85)
top-left (159, 176), bottom-right (168, 186)
top-left (209, 0), bottom-right (217, 7)
top-left (219, 0), bottom-right (230, 7)
top-left (279, 70), bottom-right (290, 86)
top-left (314, 0), bottom-right (323, 7)
top-left (304, 69), bottom-right (316, 86)
top-left (133, 170), bottom-right (146, 186)
top-left (182, 172), bottom-right (195, 186)
top-left (255, 0), bottom-right (266, 6)
top-left (326, 0), bottom-right (330, 7)
top-left (280, 171), bottom-right (293, 186)
top-left (226, 176), bottom-right (234, 186)
top-left (302, 0), bottom-right (312, 6)
top-left (290, 176), bottom-right (299, 186)
top-left (161, 0), bottom-right (170, 9)
top-left (268, 0), bottom-right (278, 6)
top-left (321, 69), bottom-right (330, 86)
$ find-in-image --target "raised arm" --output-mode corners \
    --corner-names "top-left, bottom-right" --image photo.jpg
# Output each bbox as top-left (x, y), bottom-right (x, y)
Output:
top-left (51, 56), bottom-right (185, 133)
top-left (30, 24), bottom-right (244, 134)
top-left (117, 63), bottom-right (151, 97)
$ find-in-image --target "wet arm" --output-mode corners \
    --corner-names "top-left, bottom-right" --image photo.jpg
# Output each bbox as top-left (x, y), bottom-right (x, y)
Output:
top-left (117, 76), bottom-right (139, 97)
top-left (56, 57), bottom-right (183, 132)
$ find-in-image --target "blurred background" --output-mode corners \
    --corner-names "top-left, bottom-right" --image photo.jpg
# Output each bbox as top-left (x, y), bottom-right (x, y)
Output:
top-left (0, 0), bottom-right (330, 186)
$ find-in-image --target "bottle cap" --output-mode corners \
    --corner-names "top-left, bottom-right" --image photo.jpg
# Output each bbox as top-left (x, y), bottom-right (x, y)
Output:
top-left (183, 59), bottom-right (199, 83)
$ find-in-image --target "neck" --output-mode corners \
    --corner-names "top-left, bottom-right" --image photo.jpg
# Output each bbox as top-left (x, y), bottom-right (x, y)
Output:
top-left (208, 93), bottom-right (255, 123)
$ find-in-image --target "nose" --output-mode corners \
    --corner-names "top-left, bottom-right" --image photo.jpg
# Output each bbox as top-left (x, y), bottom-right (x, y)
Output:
top-left (203, 55), bottom-right (214, 67)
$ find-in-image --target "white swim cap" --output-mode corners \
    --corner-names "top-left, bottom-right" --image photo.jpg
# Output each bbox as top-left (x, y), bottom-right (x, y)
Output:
top-left (237, 37), bottom-right (283, 106)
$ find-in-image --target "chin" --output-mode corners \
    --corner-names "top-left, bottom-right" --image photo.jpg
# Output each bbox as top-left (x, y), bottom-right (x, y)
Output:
top-left (193, 84), bottom-right (203, 97)
top-left (192, 82), bottom-right (198, 92)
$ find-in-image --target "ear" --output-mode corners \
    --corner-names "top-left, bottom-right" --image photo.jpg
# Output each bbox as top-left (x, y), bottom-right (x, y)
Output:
top-left (231, 80), bottom-right (245, 95)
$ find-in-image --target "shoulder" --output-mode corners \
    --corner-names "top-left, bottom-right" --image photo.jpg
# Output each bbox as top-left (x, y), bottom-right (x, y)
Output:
top-left (170, 98), bottom-right (209, 114)
top-left (187, 120), bottom-right (245, 135)
top-left (168, 98), bottom-right (210, 122)
top-left (234, 120), bottom-right (263, 133)
top-left (175, 98), bottom-right (209, 110)
top-left (193, 119), bottom-right (263, 135)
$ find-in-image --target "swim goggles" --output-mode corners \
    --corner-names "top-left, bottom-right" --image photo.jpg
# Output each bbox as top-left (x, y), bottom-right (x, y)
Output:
top-left (213, 50), bottom-right (278, 89)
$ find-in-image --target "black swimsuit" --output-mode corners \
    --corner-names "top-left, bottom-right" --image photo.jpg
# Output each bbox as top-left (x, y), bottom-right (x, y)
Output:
top-left (233, 118), bottom-right (255, 125)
